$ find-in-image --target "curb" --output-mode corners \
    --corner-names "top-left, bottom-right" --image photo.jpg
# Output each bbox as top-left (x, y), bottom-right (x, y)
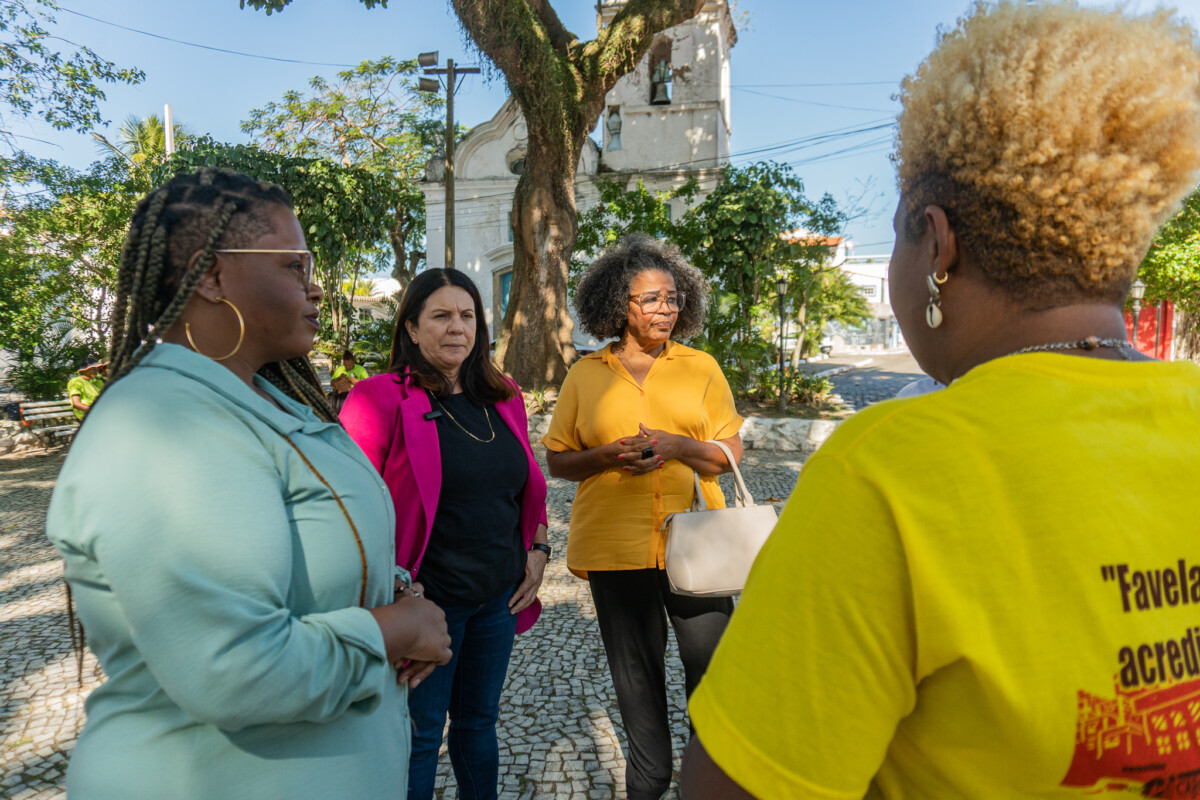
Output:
top-left (812, 358), bottom-right (874, 380)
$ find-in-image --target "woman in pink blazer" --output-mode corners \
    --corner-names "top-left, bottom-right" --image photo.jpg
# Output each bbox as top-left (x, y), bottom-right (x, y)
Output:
top-left (342, 269), bottom-right (549, 800)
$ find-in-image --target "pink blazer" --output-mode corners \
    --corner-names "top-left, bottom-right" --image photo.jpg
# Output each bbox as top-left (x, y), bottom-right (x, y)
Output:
top-left (341, 372), bottom-right (547, 633)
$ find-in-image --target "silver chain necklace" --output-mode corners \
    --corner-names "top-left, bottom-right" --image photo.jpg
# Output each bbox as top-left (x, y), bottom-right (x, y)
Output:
top-left (1004, 335), bottom-right (1132, 360)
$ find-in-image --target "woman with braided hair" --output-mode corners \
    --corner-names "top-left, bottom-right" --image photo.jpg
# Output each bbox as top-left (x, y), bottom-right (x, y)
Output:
top-left (46, 167), bottom-right (451, 799)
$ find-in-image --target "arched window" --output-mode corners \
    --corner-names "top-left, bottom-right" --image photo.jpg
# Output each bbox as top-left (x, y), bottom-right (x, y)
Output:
top-left (649, 37), bottom-right (672, 105)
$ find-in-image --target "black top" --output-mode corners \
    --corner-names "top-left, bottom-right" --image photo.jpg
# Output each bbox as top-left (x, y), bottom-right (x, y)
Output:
top-left (418, 392), bottom-right (528, 607)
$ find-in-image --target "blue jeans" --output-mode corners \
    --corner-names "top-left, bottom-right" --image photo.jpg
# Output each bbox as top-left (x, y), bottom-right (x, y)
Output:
top-left (407, 586), bottom-right (518, 800)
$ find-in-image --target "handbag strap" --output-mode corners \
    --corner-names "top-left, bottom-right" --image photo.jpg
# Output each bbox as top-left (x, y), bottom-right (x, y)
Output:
top-left (691, 439), bottom-right (755, 511)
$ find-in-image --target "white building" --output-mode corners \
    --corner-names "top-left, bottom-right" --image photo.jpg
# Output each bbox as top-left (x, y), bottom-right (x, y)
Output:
top-left (839, 253), bottom-right (892, 318)
top-left (420, 0), bottom-right (737, 349)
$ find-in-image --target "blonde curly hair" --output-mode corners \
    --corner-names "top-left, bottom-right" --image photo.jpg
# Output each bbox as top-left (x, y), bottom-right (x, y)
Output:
top-left (895, 1), bottom-right (1200, 303)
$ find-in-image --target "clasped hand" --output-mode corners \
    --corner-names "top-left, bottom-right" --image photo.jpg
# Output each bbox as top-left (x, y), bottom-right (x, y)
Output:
top-left (611, 424), bottom-right (687, 475)
top-left (369, 590), bottom-right (453, 689)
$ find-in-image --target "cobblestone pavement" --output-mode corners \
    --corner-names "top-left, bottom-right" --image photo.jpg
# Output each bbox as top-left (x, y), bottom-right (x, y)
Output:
top-left (0, 442), bottom-right (805, 800)
top-left (825, 351), bottom-right (925, 410)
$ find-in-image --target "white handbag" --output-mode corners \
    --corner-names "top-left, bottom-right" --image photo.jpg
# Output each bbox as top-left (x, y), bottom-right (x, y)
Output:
top-left (662, 440), bottom-right (778, 597)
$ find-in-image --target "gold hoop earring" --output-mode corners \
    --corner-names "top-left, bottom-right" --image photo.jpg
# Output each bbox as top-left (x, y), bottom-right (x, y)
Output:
top-left (933, 270), bottom-right (949, 285)
top-left (186, 297), bottom-right (245, 361)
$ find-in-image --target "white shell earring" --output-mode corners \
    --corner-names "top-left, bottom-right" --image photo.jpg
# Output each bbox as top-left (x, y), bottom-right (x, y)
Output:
top-left (925, 272), bottom-right (946, 329)
top-left (926, 302), bottom-right (943, 328)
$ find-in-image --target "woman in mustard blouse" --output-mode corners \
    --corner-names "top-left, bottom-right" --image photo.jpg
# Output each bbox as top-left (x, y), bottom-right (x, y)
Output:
top-left (543, 233), bottom-right (742, 800)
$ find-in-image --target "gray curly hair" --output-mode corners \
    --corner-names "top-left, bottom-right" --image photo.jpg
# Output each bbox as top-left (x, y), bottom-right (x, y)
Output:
top-left (574, 233), bottom-right (710, 340)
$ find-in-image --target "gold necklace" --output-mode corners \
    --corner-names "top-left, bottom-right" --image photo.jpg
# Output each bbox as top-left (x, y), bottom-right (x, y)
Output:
top-left (428, 392), bottom-right (496, 443)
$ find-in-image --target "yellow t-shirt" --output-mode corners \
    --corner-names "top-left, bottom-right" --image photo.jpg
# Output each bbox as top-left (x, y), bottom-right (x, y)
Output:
top-left (690, 354), bottom-right (1200, 799)
top-left (543, 341), bottom-right (742, 579)
top-left (67, 375), bottom-right (105, 420)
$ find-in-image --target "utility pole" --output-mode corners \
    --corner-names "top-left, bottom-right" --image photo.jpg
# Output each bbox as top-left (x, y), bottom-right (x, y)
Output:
top-left (419, 54), bottom-right (480, 270)
top-left (164, 104), bottom-right (175, 156)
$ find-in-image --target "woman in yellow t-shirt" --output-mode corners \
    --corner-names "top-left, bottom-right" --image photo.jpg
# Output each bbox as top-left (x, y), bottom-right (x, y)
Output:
top-left (543, 233), bottom-right (742, 800)
top-left (682, 4), bottom-right (1200, 799)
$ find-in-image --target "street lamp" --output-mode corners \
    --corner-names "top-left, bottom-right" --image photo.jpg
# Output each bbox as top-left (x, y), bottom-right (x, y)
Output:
top-left (1130, 278), bottom-right (1146, 353)
top-left (418, 51), bottom-right (480, 270)
top-left (776, 276), bottom-right (789, 411)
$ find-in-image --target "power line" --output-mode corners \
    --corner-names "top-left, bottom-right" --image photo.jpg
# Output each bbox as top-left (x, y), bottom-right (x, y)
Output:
top-left (735, 88), bottom-right (896, 114)
top-left (421, 119), bottom-right (898, 210)
top-left (734, 81), bottom-right (896, 88)
top-left (57, 7), bottom-right (361, 68)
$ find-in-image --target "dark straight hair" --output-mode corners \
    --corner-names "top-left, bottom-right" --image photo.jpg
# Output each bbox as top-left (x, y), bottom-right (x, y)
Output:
top-left (387, 268), bottom-right (515, 404)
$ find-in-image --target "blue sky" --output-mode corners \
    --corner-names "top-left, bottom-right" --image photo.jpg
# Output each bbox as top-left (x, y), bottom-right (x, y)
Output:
top-left (16, 0), bottom-right (1200, 259)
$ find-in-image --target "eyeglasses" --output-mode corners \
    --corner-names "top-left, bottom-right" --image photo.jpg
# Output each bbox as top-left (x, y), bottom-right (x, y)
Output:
top-left (216, 249), bottom-right (316, 287)
top-left (629, 291), bottom-right (686, 313)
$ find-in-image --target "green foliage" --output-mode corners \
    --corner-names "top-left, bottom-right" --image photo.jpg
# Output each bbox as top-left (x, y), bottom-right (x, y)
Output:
top-left (688, 294), bottom-right (772, 396)
top-left (243, 0), bottom-right (706, 390)
top-left (93, 113), bottom-right (194, 167)
top-left (0, 0), bottom-right (143, 169)
top-left (0, 154), bottom-right (132, 356)
top-left (1139, 188), bottom-right (1200, 322)
top-left (687, 162), bottom-right (841, 307)
top-left (7, 329), bottom-right (96, 400)
top-left (572, 175), bottom-right (698, 287)
top-left (346, 298), bottom-right (399, 370)
top-left (159, 139), bottom-right (404, 344)
top-left (791, 268), bottom-right (872, 358)
top-left (523, 386), bottom-right (551, 415)
top-left (574, 161), bottom-right (870, 395)
top-left (241, 56), bottom-right (442, 289)
top-left (787, 371), bottom-right (833, 405)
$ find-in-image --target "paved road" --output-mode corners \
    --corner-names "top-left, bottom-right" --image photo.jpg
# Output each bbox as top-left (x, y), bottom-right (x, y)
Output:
top-left (0, 444), bottom-right (806, 800)
top-left (823, 351), bottom-right (926, 410)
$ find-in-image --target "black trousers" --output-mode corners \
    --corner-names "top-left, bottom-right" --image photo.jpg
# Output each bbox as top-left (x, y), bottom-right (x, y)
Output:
top-left (588, 569), bottom-right (734, 800)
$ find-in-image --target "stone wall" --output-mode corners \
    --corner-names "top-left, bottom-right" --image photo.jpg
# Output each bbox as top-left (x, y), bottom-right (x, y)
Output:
top-left (526, 414), bottom-right (840, 455)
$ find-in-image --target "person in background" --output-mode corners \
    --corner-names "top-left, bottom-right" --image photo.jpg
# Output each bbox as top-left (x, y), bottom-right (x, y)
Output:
top-left (330, 348), bottom-right (368, 413)
top-left (543, 234), bottom-right (741, 800)
top-left (681, 3), bottom-right (1200, 797)
top-left (47, 168), bottom-right (451, 800)
top-left (342, 268), bottom-right (550, 800)
top-left (67, 357), bottom-right (106, 419)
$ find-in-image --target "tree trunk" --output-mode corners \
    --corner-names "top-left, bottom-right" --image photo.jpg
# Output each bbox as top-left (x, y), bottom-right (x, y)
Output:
top-left (446, 0), bottom-right (706, 388)
top-left (494, 128), bottom-right (580, 387)
top-left (388, 211), bottom-right (421, 293)
top-left (1175, 309), bottom-right (1200, 362)
top-left (790, 300), bottom-right (807, 368)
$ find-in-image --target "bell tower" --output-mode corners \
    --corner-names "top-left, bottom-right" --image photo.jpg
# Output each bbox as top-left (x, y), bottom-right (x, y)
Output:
top-left (596, 0), bottom-right (736, 172)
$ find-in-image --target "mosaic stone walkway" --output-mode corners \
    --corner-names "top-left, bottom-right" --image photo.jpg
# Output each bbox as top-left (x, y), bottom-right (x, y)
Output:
top-left (0, 444), bottom-right (806, 800)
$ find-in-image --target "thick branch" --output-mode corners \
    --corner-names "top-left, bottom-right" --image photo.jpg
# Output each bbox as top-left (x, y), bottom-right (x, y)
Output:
top-left (528, 0), bottom-right (575, 53)
top-left (581, 0), bottom-right (704, 107)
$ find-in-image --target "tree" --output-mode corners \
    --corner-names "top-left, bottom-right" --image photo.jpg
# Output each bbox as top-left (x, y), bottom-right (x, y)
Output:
top-left (572, 175), bottom-right (698, 281)
top-left (573, 162), bottom-right (869, 392)
top-left (159, 139), bottom-right (405, 346)
top-left (242, 0), bottom-right (707, 389)
top-left (1138, 188), bottom-right (1200, 360)
top-left (0, 0), bottom-right (143, 178)
top-left (684, 163), bottom-right (843, 339)
top-left (93, 113), bottom-right (194, 167)
top-left (0, 155), bottom-right (132, 394)
top-left (241, 57), bottom-right (443, 291)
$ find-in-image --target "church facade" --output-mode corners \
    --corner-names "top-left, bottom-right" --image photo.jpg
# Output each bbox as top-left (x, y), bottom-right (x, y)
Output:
top-left (419, 0), bottom-right (737, 349)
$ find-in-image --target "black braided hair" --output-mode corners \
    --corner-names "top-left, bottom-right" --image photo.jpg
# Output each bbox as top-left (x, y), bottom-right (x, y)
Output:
top-left (96, 167), bottom-right (337, 423)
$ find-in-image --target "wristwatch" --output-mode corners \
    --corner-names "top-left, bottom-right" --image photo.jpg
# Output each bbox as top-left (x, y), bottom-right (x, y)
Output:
top-left (530, 543), bottom-right (552, 559)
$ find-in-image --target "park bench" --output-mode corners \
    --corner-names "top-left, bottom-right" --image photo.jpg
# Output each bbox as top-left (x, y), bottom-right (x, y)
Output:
top-left (19, 399), bottom-right (80, 447)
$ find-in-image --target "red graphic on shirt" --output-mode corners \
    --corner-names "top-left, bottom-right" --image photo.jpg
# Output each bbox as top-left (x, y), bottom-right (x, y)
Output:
top-left (1062, 679), bottom-right (1200, 797)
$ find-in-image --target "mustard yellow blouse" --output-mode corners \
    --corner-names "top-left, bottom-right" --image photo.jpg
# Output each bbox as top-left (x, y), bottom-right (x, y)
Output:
top-left (543, 340), bottom-right (742, 578)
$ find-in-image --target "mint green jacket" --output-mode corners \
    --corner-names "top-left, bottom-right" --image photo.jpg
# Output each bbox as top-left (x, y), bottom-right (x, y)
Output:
top-left (47, 344), bottom-right (409, 799)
